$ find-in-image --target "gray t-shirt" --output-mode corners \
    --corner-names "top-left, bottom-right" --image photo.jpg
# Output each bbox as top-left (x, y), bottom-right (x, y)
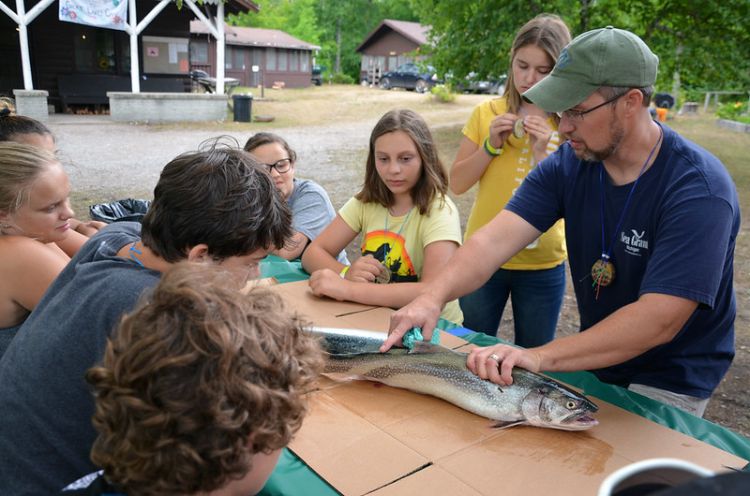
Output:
top-left (289, 178), bottom-right (348, 264)
top-left (0, 223), bottom-right (160, 496)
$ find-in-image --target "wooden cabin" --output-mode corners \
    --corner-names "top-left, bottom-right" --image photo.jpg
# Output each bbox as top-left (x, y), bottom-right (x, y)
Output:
top-left (355, 19), bottom-right (430, 85)
top-left (0, 0), bottom-right (257, 112)
top-left (190, 22), bottom-right (319, 89)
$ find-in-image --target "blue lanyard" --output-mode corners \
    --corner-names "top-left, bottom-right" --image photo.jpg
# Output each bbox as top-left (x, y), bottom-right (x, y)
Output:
top-left (383, 207), bottom-right (413, 263)
top-left (598, 126), bottom-right (663, 263)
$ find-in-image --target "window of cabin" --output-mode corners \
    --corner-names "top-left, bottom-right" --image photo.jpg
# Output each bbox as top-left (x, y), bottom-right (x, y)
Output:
top-left (266, 48), bottom-right (276, 70)
top-left (301, 51), bottom-right (309, 72)
top-left (278, 50), bottom-right (288, 71)
top-left (225, 46), bottom-right (234, 69)
top-left (290, 50), bottom-right (299, 71)
top-left (190, 41), bottom-right (209, 65)
top-left (74, 28), bottom-right (116, 73)
top-left (226, 47), bottom-right (244, 70)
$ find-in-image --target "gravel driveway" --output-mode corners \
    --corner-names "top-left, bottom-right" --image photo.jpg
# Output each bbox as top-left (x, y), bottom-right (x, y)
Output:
top-left (48, 114), bottom-right (383, 204)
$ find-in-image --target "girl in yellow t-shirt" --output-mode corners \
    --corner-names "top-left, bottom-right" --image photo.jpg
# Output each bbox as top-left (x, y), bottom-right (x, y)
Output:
top-left (302, 109), bottom-right (463, 324)
top-left (450, 14), bottom-right (571, 346)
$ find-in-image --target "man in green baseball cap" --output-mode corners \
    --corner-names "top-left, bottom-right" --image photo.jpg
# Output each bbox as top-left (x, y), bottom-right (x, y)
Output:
top-left (385, 26), bottom-right (739, 420)
top-left (523, 26), bottom-right (658, 112)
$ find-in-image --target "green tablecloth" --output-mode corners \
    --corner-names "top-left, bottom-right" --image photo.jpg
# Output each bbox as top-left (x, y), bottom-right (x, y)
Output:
top-left (258, 255), bottom-right (750, 495)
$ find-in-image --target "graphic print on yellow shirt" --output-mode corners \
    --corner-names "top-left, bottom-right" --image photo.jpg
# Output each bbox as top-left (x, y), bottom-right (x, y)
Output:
top-left (361, 229), bottom-right (417, 282)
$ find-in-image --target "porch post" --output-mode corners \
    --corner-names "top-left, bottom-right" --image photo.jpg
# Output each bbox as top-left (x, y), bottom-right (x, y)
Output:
top-left (15, 0), bottom-right (33, 89)
top-left (184, 0), bottom-right (223, 94)
top-left (128, 0), bottom-right (140, 92)
top-left (216, 1), bottom-right (225, 95)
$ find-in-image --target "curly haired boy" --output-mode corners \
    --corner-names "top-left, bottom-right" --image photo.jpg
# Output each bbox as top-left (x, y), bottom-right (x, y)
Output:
top-left (62, 263), bottom-right (324, 495)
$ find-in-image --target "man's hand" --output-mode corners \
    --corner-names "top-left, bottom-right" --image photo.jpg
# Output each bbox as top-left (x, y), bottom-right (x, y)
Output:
top-left (466, 344), bottom-right (542, 385)
top-left (382, 293), bottom-right (443, 352)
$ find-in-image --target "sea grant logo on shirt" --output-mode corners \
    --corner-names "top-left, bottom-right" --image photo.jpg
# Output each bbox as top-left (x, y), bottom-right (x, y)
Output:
top-left (620, 229), bottom-right (649, 256)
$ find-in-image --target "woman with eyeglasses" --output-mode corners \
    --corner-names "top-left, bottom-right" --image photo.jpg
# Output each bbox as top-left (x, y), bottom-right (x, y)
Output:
top-left (244, 133), bottom-right (348, 263)
top-left (449, 14), bottom-right (571, 348)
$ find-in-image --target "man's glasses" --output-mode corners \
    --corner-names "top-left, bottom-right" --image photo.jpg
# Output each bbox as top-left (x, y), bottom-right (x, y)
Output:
top-left (556, 93), bottom-right (626, 122)
top-left (264, 158), bottom-right (292, 174)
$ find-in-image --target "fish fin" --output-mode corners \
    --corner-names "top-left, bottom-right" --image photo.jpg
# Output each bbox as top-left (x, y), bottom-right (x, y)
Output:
top-left (491, 420), bottom-right (527, 430)
top-left (408, 341), bottom-right (453, 354)
top-left (321, 371), bottom-right (368, 382)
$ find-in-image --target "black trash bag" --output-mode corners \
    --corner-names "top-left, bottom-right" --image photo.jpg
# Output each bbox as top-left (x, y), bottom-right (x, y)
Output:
top-left (89, 199), bottom-right (151, 224)
top-left (654, 93), bottom-right (675, 109)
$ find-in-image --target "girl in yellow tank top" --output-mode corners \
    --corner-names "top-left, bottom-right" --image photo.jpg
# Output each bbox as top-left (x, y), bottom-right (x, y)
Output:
top-left (450, 14), bottom-right (571, 346)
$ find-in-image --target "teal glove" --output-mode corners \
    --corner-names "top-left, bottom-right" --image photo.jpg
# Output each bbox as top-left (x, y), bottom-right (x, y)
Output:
top-left (401, 327), bottom-right (440, 350)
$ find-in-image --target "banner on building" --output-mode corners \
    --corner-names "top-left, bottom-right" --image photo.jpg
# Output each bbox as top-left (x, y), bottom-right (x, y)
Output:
top-left (59, 0), bottom-right (128, 31)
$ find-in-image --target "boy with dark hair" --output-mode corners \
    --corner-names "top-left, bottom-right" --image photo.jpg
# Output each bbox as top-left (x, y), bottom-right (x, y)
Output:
top-left (62, 263), bottom-right (323, 495)
top-left (0, 142), bottom-right (294, 495)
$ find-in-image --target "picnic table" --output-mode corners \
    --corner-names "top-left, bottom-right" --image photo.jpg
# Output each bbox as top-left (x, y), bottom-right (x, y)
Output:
top-left (257, 255), bottom-right (750, 495)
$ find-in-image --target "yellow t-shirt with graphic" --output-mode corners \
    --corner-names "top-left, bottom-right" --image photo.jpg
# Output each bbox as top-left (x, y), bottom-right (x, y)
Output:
top-left (339, 195), bottom-right (464, 325)
top-left (462, 97), bottom-right (567, 270)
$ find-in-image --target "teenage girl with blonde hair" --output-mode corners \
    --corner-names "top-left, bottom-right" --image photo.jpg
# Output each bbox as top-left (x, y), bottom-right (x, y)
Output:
top-left (0, 142), bottom-right (84, 355)
top-left (451, 14), bottom-right (572, 346)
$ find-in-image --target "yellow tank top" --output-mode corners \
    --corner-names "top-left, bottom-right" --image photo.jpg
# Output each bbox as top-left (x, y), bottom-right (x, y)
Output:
top-left (462, 97), bottom-right (566, 270)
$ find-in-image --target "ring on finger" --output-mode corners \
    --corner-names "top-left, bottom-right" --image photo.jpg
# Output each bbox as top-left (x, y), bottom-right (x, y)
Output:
top-left (488, 353), bottom-right (500, 363)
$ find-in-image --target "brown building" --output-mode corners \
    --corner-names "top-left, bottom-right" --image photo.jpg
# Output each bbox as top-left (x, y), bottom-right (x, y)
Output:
top-left (0, 0), bottom-right (257, 112)
top-left (190, 21), bottom-right (319, 88)
top-left (356, 19), bottom-right (431, 85)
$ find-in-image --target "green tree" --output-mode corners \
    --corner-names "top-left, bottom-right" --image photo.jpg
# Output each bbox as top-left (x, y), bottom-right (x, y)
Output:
top-left (410, 0), bottom-right (750, 101)
top-left (409, 0), bottom-right (577, 82)
top-left (315, 0), bottom-right (418, 80)
top-left (232, 0), bottom-right (419, 81)
top-left (230, 0), bottom-right (321, 47)
top-left (593, 0), bottom-right (750, 101)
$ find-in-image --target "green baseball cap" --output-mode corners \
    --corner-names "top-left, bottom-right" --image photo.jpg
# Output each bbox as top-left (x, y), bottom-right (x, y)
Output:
top-left (523, 26), bottom-right (659, 113)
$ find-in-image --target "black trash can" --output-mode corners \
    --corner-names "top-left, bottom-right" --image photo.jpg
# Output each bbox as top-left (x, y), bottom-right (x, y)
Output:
top-left (654, 92), bottom-right (675, 109)
top-left (232, 94), bottom-right (253, 122)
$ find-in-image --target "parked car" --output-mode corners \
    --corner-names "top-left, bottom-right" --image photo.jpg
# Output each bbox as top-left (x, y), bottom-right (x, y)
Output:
top-left (458, 73), bottom-right (507, 95)
top-left (380, 63), bottom-right (440, 93)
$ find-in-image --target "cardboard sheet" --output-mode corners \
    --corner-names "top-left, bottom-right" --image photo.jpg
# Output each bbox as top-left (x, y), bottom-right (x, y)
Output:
top-left (290, 391), bottom-right (429, 496)
top-left (272, 282), bottom-right (748, 496)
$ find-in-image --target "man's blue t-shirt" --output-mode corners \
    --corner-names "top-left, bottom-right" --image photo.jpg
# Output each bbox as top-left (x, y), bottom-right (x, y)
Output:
top-left (506, 124), bottom-right (739, 399)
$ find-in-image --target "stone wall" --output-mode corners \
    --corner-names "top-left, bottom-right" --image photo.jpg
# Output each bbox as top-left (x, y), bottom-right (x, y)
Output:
top-left (107, 92), bottom-right (228, 123)
top-left (716, 119), bottom-right (750, 134)
top-left (13, 90), bottom-right (49, 122)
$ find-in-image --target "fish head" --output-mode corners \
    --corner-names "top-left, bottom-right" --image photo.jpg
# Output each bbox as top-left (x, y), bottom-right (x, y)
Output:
top-left (521, 385), bottom-right (599, 431)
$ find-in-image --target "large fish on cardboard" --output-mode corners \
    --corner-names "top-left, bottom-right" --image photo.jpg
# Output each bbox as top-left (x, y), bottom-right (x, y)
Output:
top-left (311, 327), bottom-right (598, 431)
